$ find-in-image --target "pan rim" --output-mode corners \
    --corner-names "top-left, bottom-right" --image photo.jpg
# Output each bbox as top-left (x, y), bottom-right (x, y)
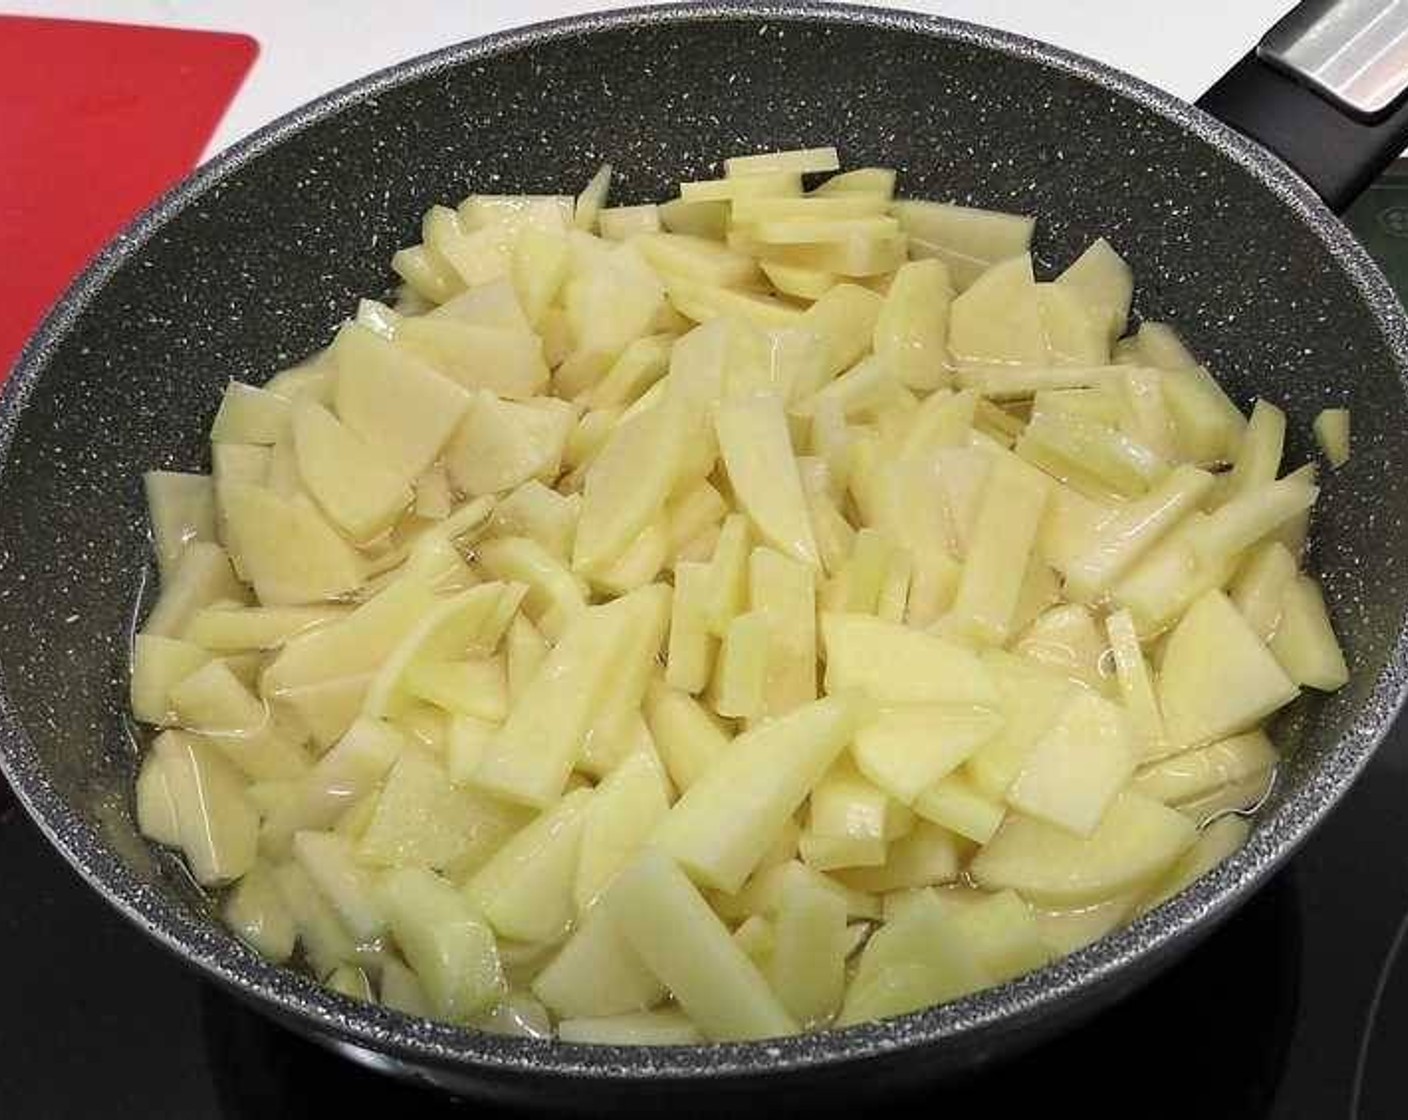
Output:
top-left (2, 0), bottom-right (1407, 1085)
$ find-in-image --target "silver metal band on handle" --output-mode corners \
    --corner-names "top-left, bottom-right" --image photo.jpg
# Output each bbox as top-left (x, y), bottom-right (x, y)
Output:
top-left (1259, 0), bottom-right (1408, 118)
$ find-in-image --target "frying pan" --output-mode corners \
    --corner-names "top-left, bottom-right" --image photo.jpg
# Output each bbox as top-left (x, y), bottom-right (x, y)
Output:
top-left (2, 1), bottom-right (1408, 1110)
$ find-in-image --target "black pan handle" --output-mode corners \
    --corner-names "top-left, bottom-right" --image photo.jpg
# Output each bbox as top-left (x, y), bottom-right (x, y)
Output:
top-left (1197, 0), bottom-right (1408, 213)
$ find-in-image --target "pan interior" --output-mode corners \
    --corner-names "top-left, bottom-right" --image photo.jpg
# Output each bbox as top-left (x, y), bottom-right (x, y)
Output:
top-left (0, 6), bottom-right (1404, 1080)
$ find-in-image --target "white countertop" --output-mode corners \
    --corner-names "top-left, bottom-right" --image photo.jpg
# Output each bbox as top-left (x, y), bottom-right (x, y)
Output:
top-left (6, 0), bottom-right (1296, 156)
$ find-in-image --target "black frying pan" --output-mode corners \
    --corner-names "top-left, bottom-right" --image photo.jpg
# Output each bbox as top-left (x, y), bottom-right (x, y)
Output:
top-left (2, 2), bottom-right (1408, 1112)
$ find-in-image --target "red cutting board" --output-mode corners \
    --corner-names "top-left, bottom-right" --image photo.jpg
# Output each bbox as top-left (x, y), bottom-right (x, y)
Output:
top-left (0, 16), bottom-right (258, 380)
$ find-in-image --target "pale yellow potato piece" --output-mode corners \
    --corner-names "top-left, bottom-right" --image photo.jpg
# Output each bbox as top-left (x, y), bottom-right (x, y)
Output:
top-left (573, 163), bottom-right (613, 231)
top-left (532, 902), bottom-right (665, 1020)
top-left (1032, 895), bottom-right (1136, 958)
top-left (1037, 284), bottom-right (1108, 367)
top-left (428, 276), bottom-right (532, 332)
top-left (1230, 540), bottom-right (1298, 644)
top-left (573, 398), bottom-right (685, 575)
top-left (653, 694), bottom-right (859, 892)
top-left (948, 254), bottom-right (1046, 366)
top-left (404, 659), bottom-right (508, 722)
top-left (392, 242), bottom-right (463, 304)
top-left (291, 398), bottom-right (412, 540)
top-left (660, 196), bottom-right (729, 239)
top-left (971, 791), bottom-right (1196, 905)
top-left (357, 750), bottom-right (528, 873)
top-left (490, 480), bottom-right (580, 563)
top-left (1056, 238), bottom-right (1132, 342)
top-left (1105, 609), bottom-right (1167, 758)
top-left (711, 610), bottom-right (771, 720)
top-left (574, 752), bottom-right (672, 912)
top-left (768, 871), bottom-right (849, 1027)
top-left (945, 454), bottom-right (1048, 646)
top-left (211, 382), bottom-right (291, 445)
top-left (1269, 575), bottom-right (1349, 690)
top-left (219, 483), bottom-right (363, 606)
top-left (946, 888), bottom-right (1051, 983)
top-left (715, 393), bottom-right (820, 568)
top-left (461, 194), bottom-right (573, 234)
top-left (717, 859), bottom-right (880, 924)
top-left (872, 259), bottom-right (953, 391)
top-left (465, 788), bottom-right (593, 944)
top-left (143, 542), bottom-right (248, 639)
top-left (579, 581), bottom-right (671, 761)
top-left (381, 866), bottom-right (504, 1021)
top-left (1060, 464), bottom-right (1214, 602)
top-left (797, 831), bottom-right (887, 871)
top-left (1158, 590), bottom-right (1298, 748)
top-left (725, 147), bottom-right (840, 176)
top-left (682, 170), bottom-right (802, 203)
top-left (473, 590), bottom-right (655, 808)
top-left (607, 849), bottom-right (797, 1041)
top-left (838, 889), bottom-right (988, 1025)
top-left (130, 634), bottom-right (213, 726)
top-left (185, 604), bottom-right (345, 653)
top-left (644, 681), bottom-right (732, 793)
top-left (292, 829), bottom-right (386, 941)
top-left (956, 363), bottom-right (1120, 401)
top-left (259, 717), bottom-right (403, 855)
top-left (476, 536), bottom-right (585, 628)
top-left (1222, 399), bottom-right (1286, 503)
top-left (1006, 690), bottom-right (1135, 837)
top-left (748, 546), bottom-right (818, 717)
top-left (1176, 768), bottom-right (1273, 827)
top-left (801, 283), bottom-right (885, 379)
top-left (1314, 407), bottom-right (1350, 467)
top-left (144, 471), bottom-right (217, 580)
top-left (700, 513), bottom-right (752, 637)
top-left (330, 322), bottom-right (470, 477)
top-left (913, 773), bottom-right (1006, 844)
top-left (893, 200), bottom-right (1034, 291)
top-left (853, 704), bottom-right (1002, 805)
top-left (1193, 468), bottom-right (1318, 566)
top-left (599, 203), bottom-right (661, 241)
top-left (809, 760), bottom-right (908, 842)
top-left (836, 822), bottom-right (962, 895)
top-left (1160, 363), bottom-right (1247, 464)
top-left (362, 582), bottom-right (523, 718)
top-left (395, 319), bottom-right (550, 402)
top-left (1131, 729), bottom-right (1277, 806)
top-left (665, 560), bottom-right (716, 694)
top-left (634, 232), bottom-right (760, 288)
top-left (444, 392), bottom-right (574, 499)
top-left (135, 750), bottom-right (182, 847)
top-left (961, 652), bottom-right (1076, 800)
top-left (588, 334), bottom-right (674, 410)
top-left (270, 861), bottom-right (357, 976)
top-left (152, 730), bottom-right (258, 886)
top-left (558, 1009), bottom-right (702, 1046)
top-left (169, 660), bottom-right (309, 780)
top-left (1109, 512), bottom-right (1243, 640)
top-left (222, 864), bottom-right (297, 963)
top-left (822, 613), bottom-right (998, 706)
top-left (511, 228), bottom-right (571, 327)
top-left (1014, 602), bottom-right (1110, 692)
top-left (1016, 409), bottom-right (1166, 502)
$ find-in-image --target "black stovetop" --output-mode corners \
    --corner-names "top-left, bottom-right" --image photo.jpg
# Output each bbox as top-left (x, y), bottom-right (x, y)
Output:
top-left (7, 172), bottom-right (1408, 1120)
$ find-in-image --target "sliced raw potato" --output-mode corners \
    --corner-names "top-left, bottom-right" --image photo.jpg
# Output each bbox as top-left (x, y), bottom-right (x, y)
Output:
top-left (144, 471), bottom-right (217, 579)
top-left (1231, 540), bottom-right (1298, 644)
top-left (330, 322), bottom-right (470, 477)
top-left (169, 660), bottom-right (309, 780)
top-left (404, 659), bottom-right (508, 722)
top-left (645, 682), bottom-right (732, 792)
top-left (1157, 590), bottom-right (1298, 748)
top-left (1005, 691), bottom-right (1135, 837)
top-left (1222, 399), bottom-right (1285, 503)
top-left (715, 393), bottom-right (820, 567)
top-left (1056, 239), bottom-right (1132, 341)
top-left (948, 254), bottom-right (1045, 366)
top-left (381, 867), bottom-right (504, 1020)
top-left (574, 752), bottom-right (672, 911)
top-left (1037, 284), bottom-right (1107, 366)
top-left (130, 635), bottom-right (214, 725)
top-left (532, 903), bottom-right (665, 1019)
top-left (1192, 469), bottom-right (1318, 566)
top-left (893, 200), bottom-right (1035, 291)
top-left (222, 863), bottom-right (297, 962)
top-left (768, 871), bottom-right (849, 1027)
top-left (748, 547), bottom-right (818, 717)
top-left (135, 750), bottom-right (182, 847)
top-left (271, 861), bottom-right (357, 977)
top-left (151, 731), bottom-right (259, 886)
top-left (822, 613), bottom-right (998, 706)
top-left (219, 483), bottom-right (363, 605)
top-left (1131, 729), bottom-right (1277, 806)
top-left (853, 704), bottom-right (1002, 805)
top-left (211, 382), bottom-right (291, 445)
top-left (962, 651), bottom-right (1075, 799)
top-left (838, 888), bottom-right (988, 1025)
top-left (473, 591), bottom-right (653, 807)
top-left (573, 399), bottom-right (685, 575)
top-left (809, 760), bottom-right (908, 842)
top-left (945, 455), bottom-right (1048, 645)
top-left (607, 849), bottom-right (798, 1041)
top-left (913, 773), bottom-right (1006, 844)
top-left (971, 791), bottom-right (1197, 905)
top-left (558, 1010), bottom-right (702, 1046)
top-left (291, 398), bottom-right (412, 540)
top-left (1269, 575), bottom-right (1349, 690)
top-left (477, 536), bottom-right (586, 629)
top-left (871, 258), bottom-right (952, 390)
top-left (143, 542), bottom-right (248, 638)
top-left (1314, 407), bottom-right (1350, 467)
top-left (1104, 609), bottom-right (1166, 758)
top-left (1032, 895), bottom-right (1136, 958)
top-left (1015, 603), bottom-right (1110, 692)
top-left (292, 829), bottom-right (386, 941)
top-left (835, 822), bottom-right (962, 894)
top-left (653, 695), bottom-right (859, 892)
top-left (710, 610), bottom-right (771, 720)
top-left (946, 889), bottom-right (1050, 983)
top-left (445, 391), bottom-right (574, 498)
top-left (465, 788), bottom-right (593, 943)
top-left (1110, 513), bottom-right (1243, 639)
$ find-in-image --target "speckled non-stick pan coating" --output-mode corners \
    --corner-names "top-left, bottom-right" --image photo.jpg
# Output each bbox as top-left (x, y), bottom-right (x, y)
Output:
top-left (2, 3), bottom-right (1407, 1110)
